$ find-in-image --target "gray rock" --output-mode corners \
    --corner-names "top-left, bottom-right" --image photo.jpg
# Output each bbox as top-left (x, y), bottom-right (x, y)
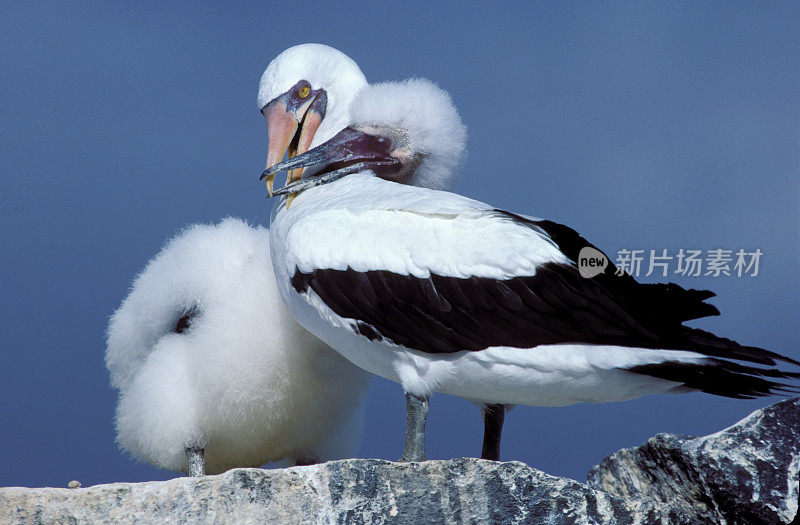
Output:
top-left (587, 397), bottom-right (800, 524)
top-left (4, 399), bottom-right (798, 524)
top-left (1, 458), bottom-right (636, 524)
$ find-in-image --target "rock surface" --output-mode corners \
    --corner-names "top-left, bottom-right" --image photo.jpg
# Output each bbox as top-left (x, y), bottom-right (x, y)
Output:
top-left (588, 397), bottom-right (800, 524)
top-left (1, 459), bottom-right (635, 524)
top-left (2, 398), bottom-right (798, 524)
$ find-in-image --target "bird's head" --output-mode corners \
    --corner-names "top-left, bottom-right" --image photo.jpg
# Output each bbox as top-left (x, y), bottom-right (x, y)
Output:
top-left (105, 219), bottom-right (277, 391)
top-left (262, 78), bottom-right (467, 198)
top-left (258, 44), bottom-right (367, 194)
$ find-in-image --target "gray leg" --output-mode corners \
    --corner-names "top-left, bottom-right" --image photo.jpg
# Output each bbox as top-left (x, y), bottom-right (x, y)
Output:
top-left (186, 447), bottom-right (205, 477)
top-left (481, 404), bottom-right (505, 461)
top-left (400, 392), bottom-right (429, 462)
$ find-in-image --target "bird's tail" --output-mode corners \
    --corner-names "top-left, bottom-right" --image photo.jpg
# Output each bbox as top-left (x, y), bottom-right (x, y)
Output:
top-left (626, 358), bottom-right (800, 399)
top-left (624, 326), bottom-right (800, 399)
top-left (677, 326), bottom-right (800, 367)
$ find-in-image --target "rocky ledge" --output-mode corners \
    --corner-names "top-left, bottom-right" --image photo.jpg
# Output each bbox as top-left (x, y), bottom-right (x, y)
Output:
top-left (1, 460), bottom-right (633, 524)
top-left (2, 398), bottom-right (798, 524)
top-left (588, 396), bottom-right (800, 524)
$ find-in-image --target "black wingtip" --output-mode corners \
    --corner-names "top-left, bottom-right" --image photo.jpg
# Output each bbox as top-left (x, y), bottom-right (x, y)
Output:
top-left (625, 360), bottom-right (800, 399)
top-left (774, 351), bottom-right (800, 368)
top-left (490, 211), bottom-right (724, 326)
top-left (678, 326), bottom-right (800, 367)
top-left (693, 289), bottom-right (717, 301)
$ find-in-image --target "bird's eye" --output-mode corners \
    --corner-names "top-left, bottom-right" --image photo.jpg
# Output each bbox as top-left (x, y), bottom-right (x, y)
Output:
top-left (173, 306), bottom-right (198, 334)
top-left (299, 85), bottom-right (310, 98)
top-left (174, 314), bottom-right (191, 334)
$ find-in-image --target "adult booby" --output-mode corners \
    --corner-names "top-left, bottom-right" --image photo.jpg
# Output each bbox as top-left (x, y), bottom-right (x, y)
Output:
top-left (106, 219), bottom-right (368, 475)
top-left (262, 78), bottom-right (800, 462)
top-left (258, 48), bottom-right (487, 455)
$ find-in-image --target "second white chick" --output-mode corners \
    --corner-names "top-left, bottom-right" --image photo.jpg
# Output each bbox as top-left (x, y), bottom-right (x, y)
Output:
top-left (106, 218), bottom-right (368, 475)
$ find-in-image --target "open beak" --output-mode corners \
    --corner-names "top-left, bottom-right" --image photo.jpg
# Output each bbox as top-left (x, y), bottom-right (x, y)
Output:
top-left (261, 127), bottom-right (400, 197)
top-left (262, 90), bottom-right (327, 196)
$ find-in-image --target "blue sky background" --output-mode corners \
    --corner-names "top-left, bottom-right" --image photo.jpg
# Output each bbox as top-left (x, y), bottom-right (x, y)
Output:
top-left (1, 2), bottom-right (798, 488)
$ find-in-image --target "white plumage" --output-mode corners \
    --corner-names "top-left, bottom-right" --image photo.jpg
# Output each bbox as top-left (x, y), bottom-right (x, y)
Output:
top-left (348, 79), bottom-right (466, 190)
top-left (279, 185), bottom-right (566, 279)
top-left (271, 176), bottom-right (701, 404)
top-left (106, 218), bottom-right (368, 474)
top-left (258, 43), bottom-right (368, 148)
top-left (264, 78), bottom-right (799, 461)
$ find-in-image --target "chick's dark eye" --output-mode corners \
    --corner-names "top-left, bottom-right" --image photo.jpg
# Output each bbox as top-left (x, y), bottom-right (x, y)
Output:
top-left (174, 314), bottom-right (191, 334)
top-left (173, 305), bottom-right (198, 334)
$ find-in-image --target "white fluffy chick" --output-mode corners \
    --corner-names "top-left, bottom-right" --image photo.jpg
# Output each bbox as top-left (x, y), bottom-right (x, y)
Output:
top-left (106, 218), bottom-right (369, 475)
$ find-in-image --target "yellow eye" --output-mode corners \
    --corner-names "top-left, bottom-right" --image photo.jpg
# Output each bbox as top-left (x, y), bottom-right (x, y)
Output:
top-left (299, 85), bottom-right (310, 98)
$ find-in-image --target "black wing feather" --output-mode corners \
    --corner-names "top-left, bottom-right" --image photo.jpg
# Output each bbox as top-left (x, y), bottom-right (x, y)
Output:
top-left (290, 211), bottom-right (799, 398)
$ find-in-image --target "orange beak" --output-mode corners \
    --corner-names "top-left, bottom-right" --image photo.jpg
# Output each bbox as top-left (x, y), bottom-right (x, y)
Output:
top-left (262, 90), bottom-right (326, 197)
top-left (263, 99), bottom-right (298, 197)
top-left (287, 107), bottom-right (323, 185)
